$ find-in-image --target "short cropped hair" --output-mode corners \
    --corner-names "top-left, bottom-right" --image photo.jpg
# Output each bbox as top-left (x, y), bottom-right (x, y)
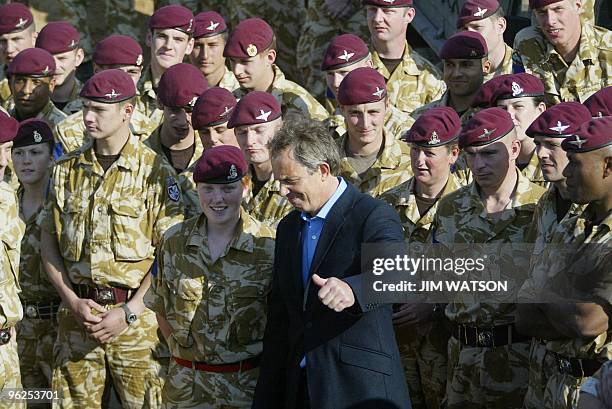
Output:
top-left (269, 116), bottom-right (341, 175)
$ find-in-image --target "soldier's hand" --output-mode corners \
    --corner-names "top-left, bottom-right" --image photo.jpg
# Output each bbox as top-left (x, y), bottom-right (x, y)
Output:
top-left (69, 298), bottom-right (104, 328)
top-left (392, 303), bottom-right (434, 328)
top-left (88, 307), bottom-right (128, 344)
top-left (322, 0), bottom-right (354, 19)
top-left (312, 274), bottom-right (355, 312)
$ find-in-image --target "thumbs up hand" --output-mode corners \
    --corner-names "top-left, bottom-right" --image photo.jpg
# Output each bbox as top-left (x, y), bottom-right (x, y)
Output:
top-left (312, 274), bottom-right (355, 312)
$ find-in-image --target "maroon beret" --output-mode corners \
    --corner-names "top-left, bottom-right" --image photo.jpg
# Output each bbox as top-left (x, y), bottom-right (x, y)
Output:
top-left (362, 0), bottom-right (413, 7)
top-left (459, 107), bottom-right (515, 149)
top-left (224, 18), bottom-right (274, 58)
top-left (157, 63), bottom-right (208, 109)
top-left (35, 22), bottom-right (80, 55)
top-left (562, 117), bottom-right (612, 153)
top-left (405, 107), bottom-right (461, 147)
top-left (439, 31), bottom-right (488, 60)
top-left (93, 35), bottom-right (144, 67)
top-left (7, 48), bottom-right (56, 77)
top-left (149, 5), bottom-right (194, 35)
top-left (193, 145), bottom-right (247, 184)
top-left (457, 0), bottom-right (501, 28)
top-left (80, 69), bottom-right (136, 103)
top-left (584, 87), bottom-right (611, 118)
top-left (0, 3), bottom-right (33, 35)
top-left (337, 67), bottom-right (387, 106)
top-left (192, 87), bottom-right (237, 129)
top-left (526, 102), bottom-right (591, 138)
top-left (227, 91), bottom-right (281, 128)
top-left (194, 11), bottom-right (227, 39)
top-left (13, 118), bottom-right (53, 148)
top-left (472, 75), bottom-right (504, 108)
top-left (490, 73), bottom-right (545, 103)
top-left (529, 0), bottom-right (562, 9)
top-left (0, 112), bottom-right (19, 144)
top-left (321, 34), bottom-right (369, 71)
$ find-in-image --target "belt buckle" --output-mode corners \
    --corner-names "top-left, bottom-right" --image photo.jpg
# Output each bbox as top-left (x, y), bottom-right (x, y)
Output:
top-left (0, 329), bottom-right (11, 345)
top-left (477, 330), bottom-right (494, 347)
top-left (97, 288), bottom-right (114, 304)
top-left (558, 356), bottom-right (572, 374)
top-left (25, 304), bottom-right (38, 319)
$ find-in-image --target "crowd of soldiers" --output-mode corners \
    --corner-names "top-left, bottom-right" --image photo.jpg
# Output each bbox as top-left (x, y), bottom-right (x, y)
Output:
top-left (0, 0), bottom-right (610, 408)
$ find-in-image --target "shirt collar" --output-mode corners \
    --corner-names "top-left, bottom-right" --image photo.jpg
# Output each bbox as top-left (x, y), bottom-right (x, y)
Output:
top-left (301, 177), bottom-right (347, 222)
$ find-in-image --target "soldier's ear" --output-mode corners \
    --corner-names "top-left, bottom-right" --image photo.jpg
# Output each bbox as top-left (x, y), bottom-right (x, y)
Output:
top-left (185, 37), bottom-right (195, 56)
top-left (145, 31), bottom-right (152, 48)
top-left (75, 48), bottom-right (85, 68)
top-left (265, 48), bottom-right (276, 66)
top-left (494, 16), bottom-right (507, 35)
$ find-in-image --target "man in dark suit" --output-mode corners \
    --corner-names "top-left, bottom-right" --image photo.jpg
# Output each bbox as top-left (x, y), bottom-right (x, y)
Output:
top-left (253, 117), bottom-right (411, 409)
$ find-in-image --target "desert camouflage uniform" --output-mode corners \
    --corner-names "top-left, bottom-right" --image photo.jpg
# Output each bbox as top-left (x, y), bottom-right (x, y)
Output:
top-left (234, 65), bottom-right (329, 122)
top-left (484, 43), bottom-right (514, 83)
top-left (218, 66), bottom-right (241, 92)
top-left (58, 77), bottom-right (84, 115)
top-left (8, 100), bottom-right (67, 128)
top-left (296, 0), bottom-right (370, 101)
top-left (144, 126), bottom-right (204, 220)
top-left (137, 67), bottom-right (165, 126)
top-left (54, 103), bottom-right (159, 154)
top-left (338, 131), bottom-right (413, 198)
top-left (15, 187), bottom-right (61, 394)
top-left (145, 209), bottom-right (275, 408)
top-left (520, 151), bottom-right (547, 187)
top-left (371, 42), bottom-right (446, 116)
top-left (0, 78), bottom-right (11, 109)
top-left (432, 170), bottom-right (545, 409)
top-left (326, 104), bottom-right (412, 140)
top-left (0, 181), bottom-right (25, 409)
top-left (380, 174), bottom-right (462, 409)
top-left (512, 22), bottom-right (611, 105)
top-left (522, 204), bottom-right (612, 409)
top-left (411, 91), bottom-right (477, 127)
top-left (40, 133), bottom-right (183, 408)
top-left (243, 169), bottom-right (293, 226)
top-left (227, 0), bottom-right (306, 84)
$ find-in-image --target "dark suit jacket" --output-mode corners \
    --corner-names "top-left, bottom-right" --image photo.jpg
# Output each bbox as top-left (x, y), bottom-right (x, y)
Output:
top-left (253, 182), bottom-right (411, 409)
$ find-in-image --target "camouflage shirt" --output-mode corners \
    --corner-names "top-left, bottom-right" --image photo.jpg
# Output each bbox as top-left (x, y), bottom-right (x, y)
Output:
top-left (144, 126), bottom-right (204, 220)
top-left (512, 22), bottom-right (611, 105)
top-left (432, 170), bottom-right (546, 325)
top-left (9, 100), bottom-right (67, 128)
top-left (234, 64), bottom-right (329, 122)
top-left (0, 181), bottom-right (24, 328)
top-left (326, 104), bottom-right (413, 140)
top-left (410, 91), bottom-right (477, 127)
top-left (243, 169), bottom-right (293, 226)
top-left (380, 174), bottom-right (462, 243)
top-left (145, 209), bottom-right (275, 363)
top-left (338, 131), bottom-right (413, 198)
top-left (0, 77), bottom-right (11, 109)
top-left (57, 77), bottom-right (84, 115)
top-left (137, 66), bottom-right (164, 126)
top-left (484, 43), bottom-right (514, 83)
top-left (218, 65), bottom-right (241, 92)
top-left (371, 41), bottom-right (446, 115)
top-left (520, 150), bottom-right (547, 187)
top-left (17, 187), bottom-right (60, 303)
top-left (40, 133), bottom-right (184, 289)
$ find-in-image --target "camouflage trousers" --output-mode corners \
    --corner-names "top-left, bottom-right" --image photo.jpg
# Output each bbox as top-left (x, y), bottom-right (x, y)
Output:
top-left (523, 339), bottom-right (547, 409)
top-left (52, 304), bottom-right (166, 409)
top-left (0, 332), bottom-right (25, 409)
top-left (16, 316), bottom-right (57, 409)
top-left (396, 320), bottom-right (449, 409)
top-left (446, 336), bottom-right (530, 409)
top-left (161, 358), bottom-right (259, 408)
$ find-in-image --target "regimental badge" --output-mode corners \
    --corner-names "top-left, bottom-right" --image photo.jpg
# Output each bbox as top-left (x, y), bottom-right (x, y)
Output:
top-left (511, 81), bottom-right (524, 97)
top-left (549, 121), bottom-right (570, 134)
top-left (15, 18), bottom-right (28, 29)
top-left (372, 86), bottom-right (385, 99)
top-left (474, 7), bottom-right (488, 17)
top-left (567, 135), bottom-right (587, 149)
top-left (477, 128), bottom-right (496, 139)
top-left (382, 0), bottom-right (395, 3)
top-left (247, 44), bottom-right (258, 57)
top-left (221, 106), bottom-right (233, 119)
top-left (41, 66), bottom-right (51, 76)
top-left (207, 21), bottom-right (220, 31)
top-left (187, 18), bottom-right (194, 33)
top-left (428, 131), bottom-right (441, 145)
top-left (136, 54), bottom-right (143, 66)
top-left (338, 50), bottom-right (355, 62)
top-left (69, 39), bottom-right (78, 49)
top-left (104, 89), bottom-right (121, 100)
top-left (228, 164), bottom-right (238, 180)
top-left (256, 109), bottom-right (272, 121)
top-left (167, 177), bottom-right (180, 202)
top-left (33, 130), bottom-right (42, 143)
top-left (188, 96), bottom-right (197, 108)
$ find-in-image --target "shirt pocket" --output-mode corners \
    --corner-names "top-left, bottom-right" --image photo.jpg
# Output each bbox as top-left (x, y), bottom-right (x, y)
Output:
top-left (59, 196), bottom-right (87, 262)
top-left (110, 199), bottom-right (153, 261)
top-left (166, 277), bottom-right (204, 348)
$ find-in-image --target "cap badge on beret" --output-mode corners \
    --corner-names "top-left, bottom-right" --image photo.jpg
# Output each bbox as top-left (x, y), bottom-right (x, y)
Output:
top-left (478, 128), bottom-right (496, 139)
top-left (69, 39), bottom-right (78, 49)
top-left (383, 0), bottom-right (396, 3)
top-left (104, 89), bottom-right (121, 100)
top-left (256, 109), bottom-right (272, 121)
top-left (247, 44), bottom-right (258, 57)
top-left (33, 130), bottom-right (42, 143)
top-left (228, 164), bottom-right (238, 180)
top-left (567, 135), bottom-right (587, 149)
top-left (549, 121), bottom-right (570, 134)
top-left (338, 50), bottom-right (355, 62)
top-left (136, 54), bottom-right (143, 66)
top-left (188, 96), bottom-right (197, 108)
top-left (187, 18), bottom-right (194, 32)
top-left (221, 106), bottom-right (233, 119)
top-left (373, 86), bottom-right (385, 98)
top-left (207, 21), bottom-right (220, 31)
top-left (474, 7), bottom-right (488, 17)
top-left (15, 17), bottom-right (28, 29)
top-left (511, 82), bottom-right (524, 97)
top-left (429, 131), bottom-right (441, 145)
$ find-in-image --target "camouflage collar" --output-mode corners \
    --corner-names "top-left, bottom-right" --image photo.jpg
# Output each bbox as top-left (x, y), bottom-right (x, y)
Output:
top-left (143, 125), bottom-right (203, 173)
top-left (469, 168), bottom-right (538, 212)
top-left (248, 164), bottom-right (282, 194)
top-left (371, 41), bottom-right (421, 78)
top-left (339, 130), bottom-right (402, 170)
top-left (575, 203), bottom-right (612, 237)
top-left (80, 132), bottom-right (139, 173)
top-left (543, 22), bottom-right (600, 65)
top-left (188, 208), bottom-right (255, 253)
top-left (233, 64), bottom-right (286, 104)
top-left (137, 65), bottom-right (157, 100)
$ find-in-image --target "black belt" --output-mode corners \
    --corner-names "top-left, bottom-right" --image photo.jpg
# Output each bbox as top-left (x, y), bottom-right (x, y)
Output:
top-left (547, 351), bottom-right (604, 378)
top-left (452, 323), bottom-right (530, 347)
top-left (22, 300), bottom-right (60, 320)
top-left (0, 328), bottom-right (11, 345)
top-left (73, 283), bottom-right (135, 305)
